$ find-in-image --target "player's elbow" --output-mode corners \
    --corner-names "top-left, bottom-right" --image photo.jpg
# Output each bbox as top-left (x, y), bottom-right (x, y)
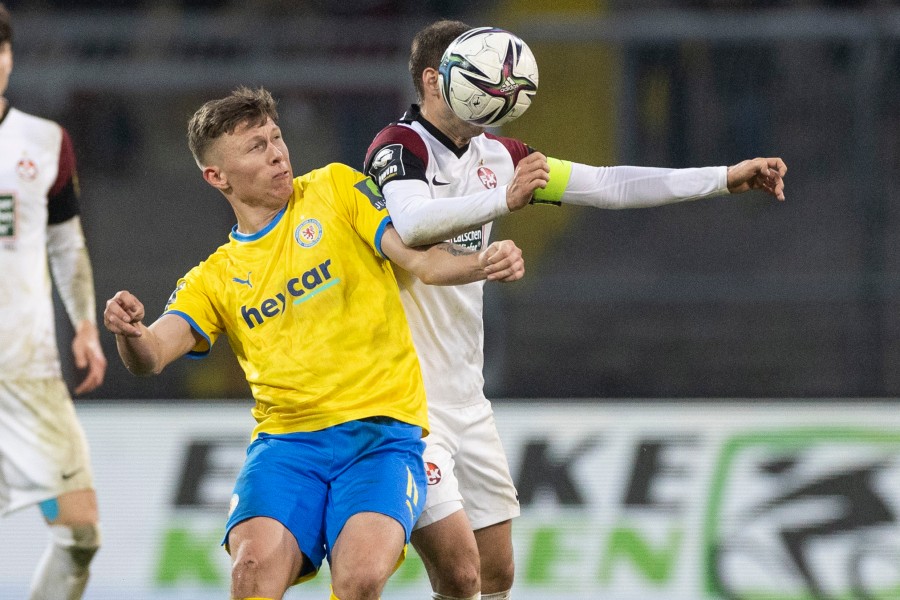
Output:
top-left (118, 350), bottom-right (165, 377)
top-left (390, 215), bottom-right (449, 247)
top-left (416, 269), bottom-right (442, 286)
top-left (391, 220), bottom-right (426, 247)
top-left (124, 365), bottom-right (152, 377)
top-left (407, 258), bottom-right (448, 286)
top-left (124, 361), bottom-right (163, 377)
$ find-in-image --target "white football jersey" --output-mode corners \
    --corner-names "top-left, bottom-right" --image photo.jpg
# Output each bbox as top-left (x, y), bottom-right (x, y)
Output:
top-left (0, 106), bottom-right (80, 380)
top-left (365, 105), bottom-right (530, 409)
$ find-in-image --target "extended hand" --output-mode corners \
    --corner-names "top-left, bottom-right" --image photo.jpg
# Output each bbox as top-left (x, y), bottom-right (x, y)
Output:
top-left (727, 157), bottom-right (787, 201)
top-left (480, 239), bottom-right (525, 282)
top-left (72, 321), bottom-right (107, 395)
top-left (104, 290), bottom-right (146, 338)
top-left (506, 152), bottom-right (550, 211)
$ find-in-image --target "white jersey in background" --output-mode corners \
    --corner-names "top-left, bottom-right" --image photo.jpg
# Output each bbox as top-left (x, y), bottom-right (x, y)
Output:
top-left (0, 105), bottom-right (81, 380)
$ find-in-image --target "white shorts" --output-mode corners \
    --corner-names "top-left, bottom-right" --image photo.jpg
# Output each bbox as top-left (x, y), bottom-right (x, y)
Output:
top-left (0, 379), bottom-right (95, 517)
top-left (416, 400), bottom-right (520, 531)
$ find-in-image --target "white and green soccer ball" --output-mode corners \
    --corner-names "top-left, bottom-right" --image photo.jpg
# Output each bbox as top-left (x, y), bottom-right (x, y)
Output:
top-left (438, 27), bottom-right (539, 127)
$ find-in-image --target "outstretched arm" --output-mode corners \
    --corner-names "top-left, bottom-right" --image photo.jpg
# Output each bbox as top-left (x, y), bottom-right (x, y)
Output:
top-left (524, 154), bottom-right (787, 209)
top-left (381, 226), bottom-right (524, 285)
top-left (103, 290), bottom-right (199, 376)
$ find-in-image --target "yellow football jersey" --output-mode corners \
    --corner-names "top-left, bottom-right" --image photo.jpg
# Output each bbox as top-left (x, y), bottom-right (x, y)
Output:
top-left (163, 163), bottom-right (428, 438)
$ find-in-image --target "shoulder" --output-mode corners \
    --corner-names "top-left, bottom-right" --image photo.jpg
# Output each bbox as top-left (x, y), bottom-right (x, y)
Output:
top-left (192, 243), bottom-right (231, 277)
top-left (301, 163), bottom-right (364, 189)
top-left (482, 132), bottom-right (531, 166)
top-left (5, 108), bottom-right (63, 146)
top-left (365, 123), bottom-right (429, 168)
top-left (295, 163), bottom-right (369, 209)
top-left (8, 107), bottom-right (59, 129)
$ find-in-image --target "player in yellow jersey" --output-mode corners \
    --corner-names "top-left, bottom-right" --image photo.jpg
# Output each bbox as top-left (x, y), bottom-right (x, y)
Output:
top-left (102, 87), bottom-right (525, 600)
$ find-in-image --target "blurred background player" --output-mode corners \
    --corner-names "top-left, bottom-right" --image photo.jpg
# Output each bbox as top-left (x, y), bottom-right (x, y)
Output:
top-left (364, 19), bottom-right (787, 600)
top-left (102, 87), bottom-right (524, 600)
top-left (0, 3), bottom-right (107, 599)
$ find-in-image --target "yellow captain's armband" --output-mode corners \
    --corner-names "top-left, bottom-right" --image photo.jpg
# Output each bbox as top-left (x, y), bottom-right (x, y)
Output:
top-left (531, 157), bottom-right (572, 206)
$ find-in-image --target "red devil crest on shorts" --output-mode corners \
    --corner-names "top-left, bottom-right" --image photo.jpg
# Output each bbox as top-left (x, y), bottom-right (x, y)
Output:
top-left (425, 462), bottom-right (442, 485)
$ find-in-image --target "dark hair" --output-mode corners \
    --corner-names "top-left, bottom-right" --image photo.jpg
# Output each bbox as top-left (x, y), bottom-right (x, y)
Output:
top-left (0, 3), bottom-right (12, 46)
top-left (409, 19), bottom-right (470, 101)
top-left (187, 86), bottom-right (279, 166)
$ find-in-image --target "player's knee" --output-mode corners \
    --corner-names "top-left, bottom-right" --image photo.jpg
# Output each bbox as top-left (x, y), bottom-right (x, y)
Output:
top-left (230, 550), bottom-right (264, 586)
top-left (481, 560), bottom-right (514, 595)
top-left (331, 566), bottom-right (385, 599)
top-left (435, 562), bottom-right (480, 597)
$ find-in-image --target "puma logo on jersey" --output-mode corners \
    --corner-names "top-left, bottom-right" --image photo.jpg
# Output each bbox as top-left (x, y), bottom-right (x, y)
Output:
top-left (232, 272), bottom-right (253, 288)
top-left (240, 259), bottom-right (336, 329)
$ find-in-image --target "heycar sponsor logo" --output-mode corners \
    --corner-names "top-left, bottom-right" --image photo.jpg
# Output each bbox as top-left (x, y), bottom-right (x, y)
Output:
top-left (240, 259), bottom-right (337, 329)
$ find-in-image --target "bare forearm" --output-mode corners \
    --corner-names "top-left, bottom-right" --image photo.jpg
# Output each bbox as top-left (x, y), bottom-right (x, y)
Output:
top-left (414, 243), bottom-right (485, 285)
top-left (115, 324), bottom-right (166, 376)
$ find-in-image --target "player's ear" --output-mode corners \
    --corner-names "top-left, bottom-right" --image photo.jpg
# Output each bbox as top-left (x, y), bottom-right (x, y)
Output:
top-left (203, 166), bottom-right (228, 190)
top-left (422, 67), bottom-right (441, 98)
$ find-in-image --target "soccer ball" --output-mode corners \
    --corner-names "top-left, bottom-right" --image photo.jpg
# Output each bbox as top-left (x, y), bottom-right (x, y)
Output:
top-left (438, 27), bottom-right (539, 127)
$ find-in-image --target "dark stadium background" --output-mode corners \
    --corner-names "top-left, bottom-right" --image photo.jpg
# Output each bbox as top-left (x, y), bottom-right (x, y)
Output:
top-left (6, 0), bottom-right (898, 402)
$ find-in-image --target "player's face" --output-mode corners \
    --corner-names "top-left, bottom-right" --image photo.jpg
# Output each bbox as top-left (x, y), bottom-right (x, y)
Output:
top-left (0, 42), bottom-right (12, 98)
top-left (214, 117), bottom-right (293, 208)
top-left (421, 67), bottom-right (484, 144)
top-left (436, 95), bottom-right (484, 138)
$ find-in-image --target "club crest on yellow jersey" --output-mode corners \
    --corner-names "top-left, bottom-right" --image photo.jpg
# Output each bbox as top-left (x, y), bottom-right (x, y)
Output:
top-left (295, 218), bottom-right (323, 248)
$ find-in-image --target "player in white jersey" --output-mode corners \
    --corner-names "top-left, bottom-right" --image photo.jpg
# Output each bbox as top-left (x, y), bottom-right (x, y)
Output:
top-left (0, 4), bottom-right (107, 599)
top-left (364, 19), bottom-right (787, 600)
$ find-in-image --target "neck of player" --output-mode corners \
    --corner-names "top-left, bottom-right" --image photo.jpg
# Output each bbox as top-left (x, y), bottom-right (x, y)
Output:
top-left (420, 100), bottom-right (483, 149)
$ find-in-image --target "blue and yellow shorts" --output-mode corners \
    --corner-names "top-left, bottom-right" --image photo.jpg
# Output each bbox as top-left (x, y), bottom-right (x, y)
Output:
top-left (224, 417), bottom-right (426, 581)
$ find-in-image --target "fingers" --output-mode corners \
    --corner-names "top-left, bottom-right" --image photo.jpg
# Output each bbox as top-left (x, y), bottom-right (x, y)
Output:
top-left (71, 333), bottom-right (107, 394)
top-left (74, 353), bottom-right (106, 395)
top-left (727, 157), bottom-right (787, 201)
top-left (758, 157), bottom-right (786, 201)
top-left (768, 156), bottom-right (787, 177)
top-left (103, 290), bottom-right (145, 337)
top-left (506, 152), bottom-right (550, 211)
top-left (484, 240), bottom-right (525, 282)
